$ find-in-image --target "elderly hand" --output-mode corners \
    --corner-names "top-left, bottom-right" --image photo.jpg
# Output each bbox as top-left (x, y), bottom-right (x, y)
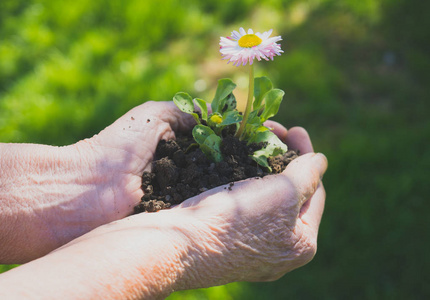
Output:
top-left (170, 126), bottom-right (327, 285)
top-left (0, 101), bottom-right (194, 263)
top-left (0, 119), bottom-right (327, 299)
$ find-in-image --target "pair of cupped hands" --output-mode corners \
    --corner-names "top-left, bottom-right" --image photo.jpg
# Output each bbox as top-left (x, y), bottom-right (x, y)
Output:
top-left (2, 101), bottom-right (327, 298)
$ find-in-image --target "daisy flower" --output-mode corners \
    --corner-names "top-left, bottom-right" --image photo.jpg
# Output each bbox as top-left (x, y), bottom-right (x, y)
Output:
top-left (220, 27), bottom-right (283, 66)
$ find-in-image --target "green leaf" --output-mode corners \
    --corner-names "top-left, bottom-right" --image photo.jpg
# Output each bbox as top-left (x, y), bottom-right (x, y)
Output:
top-left (260, 89), bottom-right (285, 122)
top-left (251, 155), bottom-right (271, 171)
top-left (246, 110), bottom-right (263, 126)
top-left (192, 124), bottom-right (215, 145)
top-left (254, 76), bottom-right (273, 110)
top-left (248, 114), bottom-right (262, 126)
top-left (240, 111), bottom-right (265, 141)
top-left (219, 110), bottom-right (243, 126)
top-left (256, 125), bottom-right (270, 133)
top-left (194, 98), bottom-right (208, 121)
top-left (250, 130), bottom-right (288, 157)
top-left (211, 79), bottom-right (237, 113)
top-left (200, 134), bottom-right (223, 163)
top-left (173, 92), bottom-right (194, 114)
top-left (192, 125), bottom-right (223, 163)
top-left (173, 92), bottom-right (200, 123)
top-left (222, 93), bottom-right (237, 113)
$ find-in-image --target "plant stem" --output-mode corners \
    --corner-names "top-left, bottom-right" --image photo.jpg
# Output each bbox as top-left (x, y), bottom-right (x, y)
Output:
top-left (235, 63), bottom-right (254, 140)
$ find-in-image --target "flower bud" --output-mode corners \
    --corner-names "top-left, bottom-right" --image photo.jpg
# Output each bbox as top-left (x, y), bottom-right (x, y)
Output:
top-left (209, 114), bottom-right (223, 124)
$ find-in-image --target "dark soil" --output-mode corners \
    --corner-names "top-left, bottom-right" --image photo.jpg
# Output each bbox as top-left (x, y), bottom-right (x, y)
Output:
top-left (135, 131), bottom-right (298, 213)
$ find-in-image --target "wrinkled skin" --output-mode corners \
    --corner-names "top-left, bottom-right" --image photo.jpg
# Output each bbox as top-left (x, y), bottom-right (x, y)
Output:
top-left (69, 101), bottom-right (198, 222)
top-left (173, 153), bottom-right (326, 285)
top-left (0, 101), bottom-right (194, 262)
top-left (0, 101), bottom-right (327, 299)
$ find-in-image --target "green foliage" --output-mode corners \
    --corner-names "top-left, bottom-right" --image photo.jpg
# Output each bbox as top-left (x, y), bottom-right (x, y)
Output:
top-left (173, 92), bottom-right (200, 124)
top-left (173, 76), bottom-right (286, 169)
top-left (253, 76), bottom-right (273, 109)
top-left (192, 124), bottom-right (214, 145)
top-left (258, 88), bottom-right (284, 122)
top-left (219, 110), bottom-right (242, 126)
top-left (193, 98), bottom-right (208, 121)
top-left (0, 265), bottom-right (18, 273)
top-left (200, 134), bottom-right (223, 163)
top-left (0, 0), bottom-right (217, 145)
top-left (211, 78), bottom-right (237, 114)
top-left (249, 130), bottom-right (288, 169)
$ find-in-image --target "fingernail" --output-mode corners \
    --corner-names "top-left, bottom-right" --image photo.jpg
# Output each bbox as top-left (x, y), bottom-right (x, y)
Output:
top-left (312, 153), bottom-right (328, 178)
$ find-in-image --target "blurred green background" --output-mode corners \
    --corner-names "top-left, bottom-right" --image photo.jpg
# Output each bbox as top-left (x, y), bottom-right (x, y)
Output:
top-left (1, 0), bottom-right (429, 298)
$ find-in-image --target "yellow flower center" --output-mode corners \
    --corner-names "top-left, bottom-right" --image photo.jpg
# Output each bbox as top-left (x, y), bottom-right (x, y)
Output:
top-left (238, 34), bottom-right (262, 48)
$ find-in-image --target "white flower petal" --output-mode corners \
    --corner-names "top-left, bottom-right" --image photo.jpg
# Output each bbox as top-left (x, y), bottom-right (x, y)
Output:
top-left (231, 30), bottom-right (241, 39)
top-left (220, 27), bottom-right (283, 67)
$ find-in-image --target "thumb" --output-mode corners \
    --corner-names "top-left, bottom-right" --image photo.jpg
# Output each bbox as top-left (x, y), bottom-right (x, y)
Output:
top-left (93, 101), bottom-right (195, 150)
top-left (282, 153), bottom-right (328, 209)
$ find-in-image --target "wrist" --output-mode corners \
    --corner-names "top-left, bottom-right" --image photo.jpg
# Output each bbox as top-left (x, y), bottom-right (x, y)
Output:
top-left (93, 211), bottom-right (230, 298)
top-left (51, 212), bottom-right (218, 299)
top-left (0, 143), bottom-right (71, 261)
top-left (139, 210), bottom-right (234, 293)
top-left (0, 142), bottom-right (114, 262)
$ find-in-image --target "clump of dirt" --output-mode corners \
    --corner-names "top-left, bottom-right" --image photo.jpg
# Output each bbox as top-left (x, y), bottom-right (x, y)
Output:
top-left (135, 132), bottom-right (298, 213)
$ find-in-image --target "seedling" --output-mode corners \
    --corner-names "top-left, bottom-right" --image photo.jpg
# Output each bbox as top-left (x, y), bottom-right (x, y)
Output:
top-left (173, 28), bottom-right (287, 171)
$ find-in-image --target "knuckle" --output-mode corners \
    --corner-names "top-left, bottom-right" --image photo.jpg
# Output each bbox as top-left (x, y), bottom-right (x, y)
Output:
top-left (295, 234), bottom-right (317, 265)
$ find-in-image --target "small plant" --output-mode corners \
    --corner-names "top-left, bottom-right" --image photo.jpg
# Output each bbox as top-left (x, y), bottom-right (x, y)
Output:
top-left (173, 27), bottom-right (287, 170)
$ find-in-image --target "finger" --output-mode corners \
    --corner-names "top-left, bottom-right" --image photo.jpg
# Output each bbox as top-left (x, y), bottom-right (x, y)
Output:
top-left (97, 101), bottom-right (197, 149)
top-left (124, 101), bottom-right (196, 134)
top-left (90, 101), bottom-right (196, 174)
top-left (173, 172), bottom-right (301, 225)
top-left (299, 182), bottom-right (326, 232)
top-left (176, 152), bottom-right (328, 223)
top-left (282, 153), bottom-right (328, 208)
top-left (285, 127), bottom-right (314, 154)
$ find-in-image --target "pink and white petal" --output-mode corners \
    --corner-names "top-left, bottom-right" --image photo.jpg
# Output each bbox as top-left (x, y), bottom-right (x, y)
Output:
top-left (231, 31), bottom-right (241, 40)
